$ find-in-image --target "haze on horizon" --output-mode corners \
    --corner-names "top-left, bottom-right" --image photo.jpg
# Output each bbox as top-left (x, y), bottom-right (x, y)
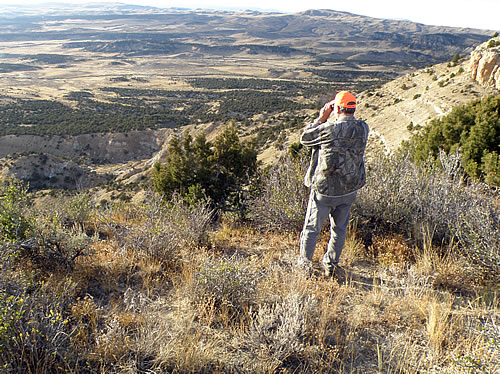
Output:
top-left (1, 0), bottom-right (499, 31)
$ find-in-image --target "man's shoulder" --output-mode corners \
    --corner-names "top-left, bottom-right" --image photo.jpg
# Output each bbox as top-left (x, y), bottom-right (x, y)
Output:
top-left (330, 116), bottom-right (365, 124)
top-left (357, 118), bottom-right (370, 129)
top-left (332, 117), bottom-right (369, 129)
top-left (350, 118), bottom-right (370, 132)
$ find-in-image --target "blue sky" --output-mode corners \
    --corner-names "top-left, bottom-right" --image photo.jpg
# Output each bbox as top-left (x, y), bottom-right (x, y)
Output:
top-left (2, 0), bottom-right (499, 31)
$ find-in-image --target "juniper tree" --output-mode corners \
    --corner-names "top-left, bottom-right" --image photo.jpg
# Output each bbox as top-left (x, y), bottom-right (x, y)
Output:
top-left (152, 125), bottom-right (257, 212)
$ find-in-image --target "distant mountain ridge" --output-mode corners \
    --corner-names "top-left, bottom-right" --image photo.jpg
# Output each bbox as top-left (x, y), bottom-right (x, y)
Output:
top-left (0, 4), bottom-right (494, 69)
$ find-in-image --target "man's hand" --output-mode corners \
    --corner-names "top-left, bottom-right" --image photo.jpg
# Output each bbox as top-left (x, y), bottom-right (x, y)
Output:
top-left (317, 99), bottom-right (336, 124)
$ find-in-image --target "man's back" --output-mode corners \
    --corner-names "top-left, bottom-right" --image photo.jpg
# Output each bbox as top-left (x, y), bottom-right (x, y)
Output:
top-left (301, 116), bottom-right (369, 197)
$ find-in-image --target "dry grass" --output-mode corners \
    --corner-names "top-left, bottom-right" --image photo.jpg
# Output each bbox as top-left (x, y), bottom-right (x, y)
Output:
top-left (341, 220), bottom-right (367, 266)
top-left (70, 222), bottom-right (497, 373)
top-left (1, 190), bottom-right (498, 374)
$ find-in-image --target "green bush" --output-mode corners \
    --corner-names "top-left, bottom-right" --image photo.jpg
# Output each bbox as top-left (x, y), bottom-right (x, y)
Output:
top-left (152, 125), bottom-right (257, 213)
top-left (481, 151), bottom-right (500, 186)
top-left (404, 94), bottom-right (500, 186)
top-left (451, 53), bottom-right (461, 66)
top-left (487, 39), bottom-right (500, 48)
top-left (0, 178), bottom-right (32, 243)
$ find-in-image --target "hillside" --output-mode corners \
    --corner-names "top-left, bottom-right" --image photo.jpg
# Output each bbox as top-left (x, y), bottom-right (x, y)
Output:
top-left (356, 48), bottom-right (498, 150)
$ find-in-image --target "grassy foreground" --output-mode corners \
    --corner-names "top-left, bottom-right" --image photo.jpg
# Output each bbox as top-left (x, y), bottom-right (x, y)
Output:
top-left (0, 151), bottom-right (498, 373)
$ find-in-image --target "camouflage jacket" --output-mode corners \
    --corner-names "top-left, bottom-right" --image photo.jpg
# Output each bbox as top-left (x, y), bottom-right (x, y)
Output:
top-left (301, 116), bottom-right (369, 196)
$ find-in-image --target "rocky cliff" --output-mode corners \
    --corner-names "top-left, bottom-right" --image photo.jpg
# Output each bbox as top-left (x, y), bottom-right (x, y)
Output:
top-left (0, 130), bottom-right (168, 164)
top-left (0, 129), bottom-right (171, 190)
top-left (470, 37), bottom-right (500, 90)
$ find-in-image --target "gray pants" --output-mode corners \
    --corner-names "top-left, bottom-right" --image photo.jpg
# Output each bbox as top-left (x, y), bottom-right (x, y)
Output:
top-left (298, 190), bottom-right (357, 269)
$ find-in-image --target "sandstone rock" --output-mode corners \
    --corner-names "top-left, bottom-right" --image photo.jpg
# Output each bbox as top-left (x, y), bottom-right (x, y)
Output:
top-left (470, 37), bottom-right (500, 90)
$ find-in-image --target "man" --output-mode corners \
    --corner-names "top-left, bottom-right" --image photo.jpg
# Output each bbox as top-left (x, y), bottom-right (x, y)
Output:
top-left (297, 91), bottom-right (369, 278)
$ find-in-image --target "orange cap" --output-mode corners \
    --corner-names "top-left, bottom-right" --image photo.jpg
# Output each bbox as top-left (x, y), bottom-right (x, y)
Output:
top-left (334, 91), bottom-right (357, 109)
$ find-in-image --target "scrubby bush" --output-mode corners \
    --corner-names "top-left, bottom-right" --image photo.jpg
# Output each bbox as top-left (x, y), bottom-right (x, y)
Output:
top-left (193, 256), bottom-right (261, 319)
top-left (248, 150), bottom-right (309, 231)
top-left (11, 193), bottom-right (98, 273)
top-left (454, 317), bottom-right (500, 373)
top-left (112, 192), bottom-right (213, 263)
top-left (1, 184), bottom-right (96, 272)
top-left (0, 178), bottom-right (32, 243)
top-left (12, 224), bottom-right (96, 273)
top-left (239, 293), bottom-right (318, 372)
top-left (0, 276), bottom-right (79, 373)
top-left (355, 150), bottom-right (499, 279)
top-left (61, 192), bottom-right (95, 228)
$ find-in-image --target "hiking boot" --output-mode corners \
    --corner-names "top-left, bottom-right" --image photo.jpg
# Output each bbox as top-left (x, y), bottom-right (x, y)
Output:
top-left (323, 264), bottom-right (346, 282)
top-left (323, 264), bottom-right (334, 277)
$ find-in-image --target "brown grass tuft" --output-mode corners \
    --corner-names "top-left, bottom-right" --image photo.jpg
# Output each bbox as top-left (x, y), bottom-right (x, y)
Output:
top-left (370, 233), bottom-right (414, 267)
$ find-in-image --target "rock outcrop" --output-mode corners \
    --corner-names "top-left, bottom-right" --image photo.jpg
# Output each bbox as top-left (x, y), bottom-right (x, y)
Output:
top-left (0, 129), bottom-right (168, 164)
top-left (470, 37), bottom-right (500, 90)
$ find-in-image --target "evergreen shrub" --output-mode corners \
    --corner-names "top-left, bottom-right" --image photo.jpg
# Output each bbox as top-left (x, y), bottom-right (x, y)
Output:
top-left (404, 94), bottom-right (500, 186)
top-left (152, 125), bottom-right (257, 213)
